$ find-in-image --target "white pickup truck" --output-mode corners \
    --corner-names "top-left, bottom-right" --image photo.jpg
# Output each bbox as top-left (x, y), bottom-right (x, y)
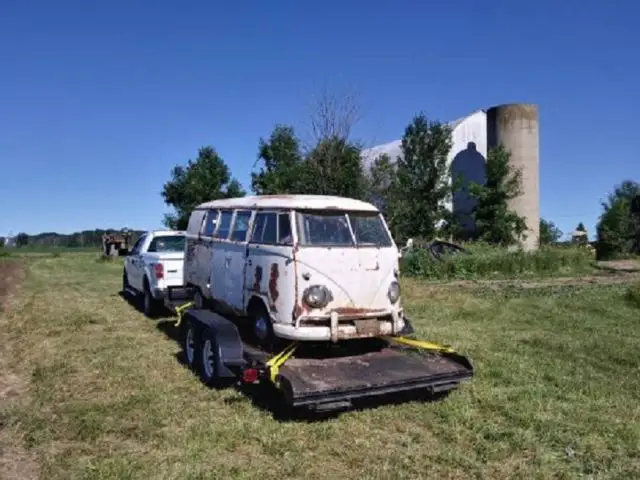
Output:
top-left (122, 230), bottom-right (186, 317)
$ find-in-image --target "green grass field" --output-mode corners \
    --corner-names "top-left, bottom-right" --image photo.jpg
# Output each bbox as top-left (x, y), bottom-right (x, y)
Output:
top-left (1, 253), bottom-right (640, 479)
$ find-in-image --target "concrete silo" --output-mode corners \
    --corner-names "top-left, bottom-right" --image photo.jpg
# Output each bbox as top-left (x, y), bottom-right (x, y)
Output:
top-left (486, 104), bottom-right (540, 250)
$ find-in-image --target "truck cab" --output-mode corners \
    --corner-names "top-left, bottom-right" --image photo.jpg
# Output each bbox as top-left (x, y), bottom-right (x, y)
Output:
top-left (123, 230), bottom-right (186, 316)
top-left (183, 195), bottom-right (405, 346)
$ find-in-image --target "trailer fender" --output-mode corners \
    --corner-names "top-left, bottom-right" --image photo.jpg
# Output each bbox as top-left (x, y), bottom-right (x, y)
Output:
top-left (184, 309), bottom-right (247, 378)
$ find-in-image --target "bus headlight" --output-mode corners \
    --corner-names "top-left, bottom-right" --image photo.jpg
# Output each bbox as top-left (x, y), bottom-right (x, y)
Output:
top-left (388, 281), bottom-right (400, 304)
top-left (303, 285), bottom-right (331, 309)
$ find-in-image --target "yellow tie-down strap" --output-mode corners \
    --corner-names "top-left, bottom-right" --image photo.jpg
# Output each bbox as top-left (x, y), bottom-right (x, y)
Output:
top-left (265, 342), bottom-right (298, 386)
top-left (384, 336), bottom-right (456, 354)
top-left (174, 301), bottom-right (194, 327)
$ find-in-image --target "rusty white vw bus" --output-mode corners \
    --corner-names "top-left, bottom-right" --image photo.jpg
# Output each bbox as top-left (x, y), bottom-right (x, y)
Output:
top-left (183, 195), bottom-right (406, 346)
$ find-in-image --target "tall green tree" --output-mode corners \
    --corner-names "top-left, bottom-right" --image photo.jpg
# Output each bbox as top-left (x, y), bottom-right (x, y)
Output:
top-left (15, 233), bottom-right (29, 247)
top-left (251, 125), bottom-right (306, 195)
top-left (596, 180), bottom-right (640, 259)
top-left (304, 135), bottom-right (368, 200)
top-left (251, 125), bottom-right (369, 200)
top-left (161, 146), bottom-right (245, 230)
top-left (0, 237), bottom-right (5, 248)
top-left (389, 113), bottom-right (453, 242)
top-left (367, 153), bottom-right (398, 219)
top-left (576, 222), bottom-right (587, 232)
top-left (468, 144), bottom-right (527, 246)
top-left (539, 218), bottom-right (563, 245)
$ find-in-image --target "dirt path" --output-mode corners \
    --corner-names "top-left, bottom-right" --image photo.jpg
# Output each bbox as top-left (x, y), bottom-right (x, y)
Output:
top-left (0, 260), bottom-right (39, 480)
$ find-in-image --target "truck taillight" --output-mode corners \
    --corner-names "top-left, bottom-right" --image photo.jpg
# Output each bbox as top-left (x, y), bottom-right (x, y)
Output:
top-left (154, 263), bottom-right (164, 279)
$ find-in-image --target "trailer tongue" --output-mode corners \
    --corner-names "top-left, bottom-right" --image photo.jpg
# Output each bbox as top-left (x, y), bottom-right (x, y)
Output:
top-left (172, 300), bottom-right (474, 412)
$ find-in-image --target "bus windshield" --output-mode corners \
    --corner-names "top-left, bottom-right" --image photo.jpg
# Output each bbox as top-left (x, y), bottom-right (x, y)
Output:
top-left (295, 211), bottom-right (392, 247)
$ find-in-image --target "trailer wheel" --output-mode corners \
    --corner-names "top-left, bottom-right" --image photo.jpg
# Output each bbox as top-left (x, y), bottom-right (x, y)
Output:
top-left (199, 329), bottom-right (220, 387)
top-left (183, 321), bottom-right (198, 369)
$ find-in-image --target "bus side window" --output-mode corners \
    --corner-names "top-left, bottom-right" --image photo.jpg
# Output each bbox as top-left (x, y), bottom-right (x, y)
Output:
top-left (278, 213), bottom-right (292, 245)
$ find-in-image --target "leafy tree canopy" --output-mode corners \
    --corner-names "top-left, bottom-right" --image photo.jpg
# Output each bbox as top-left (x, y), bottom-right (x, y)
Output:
top-left (305, 135), bottom-right (368, 200)
top-left (596, 179), bottom-right (640, 259)
top-left (539, 218), bottom-right (563, 245)
top-left (251, 125), bottom-right (368, 201)
top-left (367, 153), bottom-right (397, 219)
top-left (369, 113), bottom-right (454, 243)
top-left (251, 125), bottom-right (305, 195)
top-left (161, 146), bottom-right (245, 230)
top-left (15, 233), bottom-right (29, 247)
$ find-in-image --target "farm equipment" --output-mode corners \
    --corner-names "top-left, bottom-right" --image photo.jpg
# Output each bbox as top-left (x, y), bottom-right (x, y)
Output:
top-left (154, 287), bottom-right (474, 413)
top-left (102, 231), bottom-right (133, 257)
top-left (399, 238), bottom-right (469, 261)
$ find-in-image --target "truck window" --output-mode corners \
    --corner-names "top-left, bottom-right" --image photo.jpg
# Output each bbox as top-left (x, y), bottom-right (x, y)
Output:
top-left (250, 212), bottom-right (277, 244)
top-left (214, 210), bottom-right (233, 239)
top-left (148, 235), bottom-right (185, 252)
top-left (230, 210), bottom-right (252, 242)
top-left (202, 210), bottom-right (219, 237)
top-left (130, 235), bottom-right (146, 255)
top-left (278, 213), bottom-right (292, 245)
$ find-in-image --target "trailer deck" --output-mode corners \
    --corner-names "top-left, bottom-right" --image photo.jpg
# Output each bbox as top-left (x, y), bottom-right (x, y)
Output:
top-left (163, 290), bottom-right (474, 412)
top-left (275, 343), bottom-right (472, 408)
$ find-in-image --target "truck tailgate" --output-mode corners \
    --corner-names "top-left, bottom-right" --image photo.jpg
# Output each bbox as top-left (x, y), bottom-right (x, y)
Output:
top-left (162, 258), bottom-right (184, 286)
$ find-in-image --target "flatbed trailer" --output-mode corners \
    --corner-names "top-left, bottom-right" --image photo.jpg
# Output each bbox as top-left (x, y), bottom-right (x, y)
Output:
top-left (162, 287), bottom-right (474, 412)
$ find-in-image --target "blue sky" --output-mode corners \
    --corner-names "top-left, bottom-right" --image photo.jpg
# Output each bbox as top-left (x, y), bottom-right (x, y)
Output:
top-left (1, 0), bottom-right (638, 239)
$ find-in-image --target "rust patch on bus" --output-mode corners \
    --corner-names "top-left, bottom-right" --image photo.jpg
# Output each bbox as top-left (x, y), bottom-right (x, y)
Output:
top-left (269, 263), bottom-right (279, 310)
top-left (252, 265), bottom-right (263, 292)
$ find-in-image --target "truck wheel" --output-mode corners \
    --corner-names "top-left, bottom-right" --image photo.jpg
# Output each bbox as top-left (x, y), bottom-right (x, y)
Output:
top-left (142, 280), bottom-right (159, 318)
top-left (183, 321), bottom-right (198, 369)
top-left (199, 329), bottom-right (220, 387)
top-left (122, 269), bottom-right (129, 293)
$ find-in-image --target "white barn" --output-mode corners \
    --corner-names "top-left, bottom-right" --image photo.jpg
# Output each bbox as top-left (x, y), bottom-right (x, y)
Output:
top-left (360, 104), bottom-right (540, 250)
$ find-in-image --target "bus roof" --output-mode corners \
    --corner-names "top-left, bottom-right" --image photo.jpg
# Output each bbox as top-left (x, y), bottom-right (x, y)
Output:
top-left (195, 195), bottom-right (380, 212)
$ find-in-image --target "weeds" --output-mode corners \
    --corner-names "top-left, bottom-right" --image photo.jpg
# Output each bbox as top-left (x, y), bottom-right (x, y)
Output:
top-left (402, 243), bottom-right (595, 280)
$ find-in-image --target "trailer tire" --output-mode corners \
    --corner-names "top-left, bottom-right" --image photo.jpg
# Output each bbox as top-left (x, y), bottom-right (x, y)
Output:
top-left (198, 329), bottom-right (221, 387)
top-left (183, 320), bottom-right (198, 370)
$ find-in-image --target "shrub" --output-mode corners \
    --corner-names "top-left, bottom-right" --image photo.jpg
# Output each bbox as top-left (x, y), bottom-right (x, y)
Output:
top-left (400, 242), bottom-right (595, 280)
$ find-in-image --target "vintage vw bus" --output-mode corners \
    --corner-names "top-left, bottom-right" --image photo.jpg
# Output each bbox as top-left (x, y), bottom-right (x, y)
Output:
top-left (183, 195), bottom-right (406, 345)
